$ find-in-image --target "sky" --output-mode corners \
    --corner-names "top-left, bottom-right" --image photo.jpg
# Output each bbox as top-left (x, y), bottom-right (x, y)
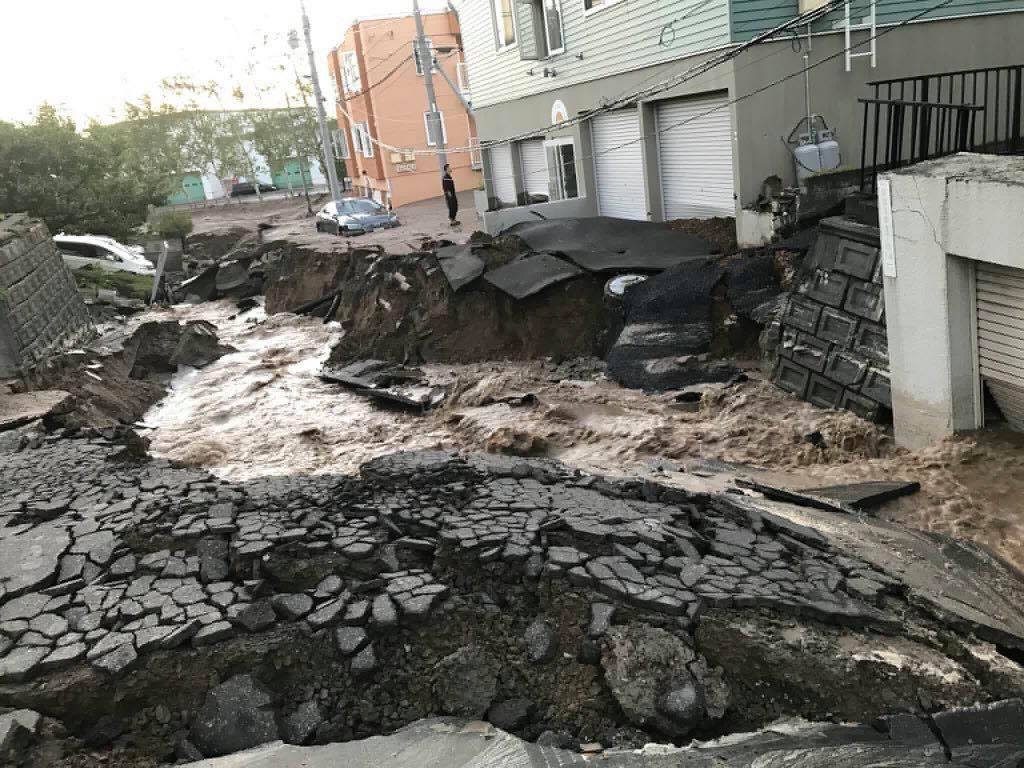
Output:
top-left (1, 0), bottom-right (449, 127)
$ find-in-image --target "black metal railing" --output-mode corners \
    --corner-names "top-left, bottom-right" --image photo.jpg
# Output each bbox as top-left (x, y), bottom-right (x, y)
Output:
top-left (859, 64), bottom-right (1024, 192)
top-left (858, 98), bottom-right (983, 192)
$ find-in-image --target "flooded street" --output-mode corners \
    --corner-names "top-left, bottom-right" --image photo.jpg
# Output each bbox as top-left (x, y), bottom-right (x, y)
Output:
top-left (139, 301), bottom-right (1024, 574)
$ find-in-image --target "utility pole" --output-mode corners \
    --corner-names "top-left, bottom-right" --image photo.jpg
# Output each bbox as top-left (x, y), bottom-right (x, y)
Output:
top-left (299, 0), bottom-right (342, 201)
top-left (413, 0), bottom-right (447, 173)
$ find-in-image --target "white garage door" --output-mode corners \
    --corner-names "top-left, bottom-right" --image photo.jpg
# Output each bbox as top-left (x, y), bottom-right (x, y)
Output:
top-left (656, 93), bottom-right (736, 220)
top-left (592, 110), bottom-right (646, 220)
top-left (488, 144), bottom-right (516, 206)
top-left (977, 261), bottom-right (1024, 430)
top-left (520, 139), bottom-right (548, 201)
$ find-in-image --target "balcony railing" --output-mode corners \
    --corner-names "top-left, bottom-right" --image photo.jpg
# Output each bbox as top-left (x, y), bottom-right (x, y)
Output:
top-left (859, 64), bottom-right (1024, 193)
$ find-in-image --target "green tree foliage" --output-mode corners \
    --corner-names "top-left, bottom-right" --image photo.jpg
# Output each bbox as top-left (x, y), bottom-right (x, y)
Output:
top-left (0, 104), bottom-right (171, 240)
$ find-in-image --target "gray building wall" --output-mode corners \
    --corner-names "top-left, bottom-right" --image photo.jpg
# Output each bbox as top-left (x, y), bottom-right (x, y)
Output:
top-left (0, 214), bottom-right (94, 378)
top-left (732, 11), bottom-right (1024, 207)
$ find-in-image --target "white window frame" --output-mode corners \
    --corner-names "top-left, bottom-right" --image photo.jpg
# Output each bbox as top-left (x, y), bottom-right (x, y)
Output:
top-left (333, 129), bottom-right (350, 160)
top-left (492, 0), bottom-right (517, 49)
top-left (423, 111), bottom-right (448, 147)
top-left (352, 121), bottom-right (373, 158)
top-left (341, 51), bottom-right (361, 94)
top-left (583, 0), bottom-right (625, 16)
top-left (413, 38), bottom-right (436, 75)
top-left (543, 136), bottom-right (580, 201)
top-left (542, 0), bottom-right (565, 56)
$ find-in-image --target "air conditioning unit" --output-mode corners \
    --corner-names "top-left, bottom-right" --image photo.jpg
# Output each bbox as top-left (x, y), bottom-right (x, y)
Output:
top-left (799, 0), bottom-right (829, 11)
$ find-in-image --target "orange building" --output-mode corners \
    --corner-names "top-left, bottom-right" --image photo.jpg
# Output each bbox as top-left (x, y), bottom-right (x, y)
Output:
top-left (327, 10), bottom-right (481, 209)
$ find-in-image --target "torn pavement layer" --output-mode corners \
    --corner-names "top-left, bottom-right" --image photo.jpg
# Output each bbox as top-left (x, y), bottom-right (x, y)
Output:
top-left (1, 436), bottom-right (1023, 763)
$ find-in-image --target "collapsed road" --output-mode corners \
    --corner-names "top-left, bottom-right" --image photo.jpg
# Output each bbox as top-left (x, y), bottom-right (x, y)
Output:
top-left (1, 431), bottom-right (1023, 766)
top-left (3, 210), bottom-right (1024, 767)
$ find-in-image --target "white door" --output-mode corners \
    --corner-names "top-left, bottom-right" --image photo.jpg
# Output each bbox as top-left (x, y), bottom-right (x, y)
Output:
top-left (977, 261), bottom-right (1024, 430)
top-left (520, 139), bottom-right (548, 202)
top-left (591, 110), bottom-right (646, 220)
top-left (656, 93), bottom-right (736, 220)
top-left (488, 144), bottom-right (517, 207)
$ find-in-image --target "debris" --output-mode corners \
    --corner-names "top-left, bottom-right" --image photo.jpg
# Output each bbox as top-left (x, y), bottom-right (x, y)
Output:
top-left (190, 674), bottom-right (278, 757)
top-left (170, 320), bottom-right (236, 368)
top-left (321, 360), bottom-right (448, 412)
top-left (798, 480), bottom-right (921, 511)
top-left (436, 244), bottom-right (485, 292)
top-left (483, 253), bottom-right (583, 300)
top-left (735, 478), bottom-right (855, 515)
top-left (0, 391), bottom-right (73, 432)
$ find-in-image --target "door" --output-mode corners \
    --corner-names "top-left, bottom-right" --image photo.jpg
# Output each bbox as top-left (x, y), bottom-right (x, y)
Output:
top-left (656, 93), bottom-right (736, 220)
top-left (976, 261), bottom-right (1024, 430)
top-left (591, 110), bottom-right (646, 220)
top-left (519, 139), bottom-right (548, 203)
top-left (488, 144), bottom-right (517, 207)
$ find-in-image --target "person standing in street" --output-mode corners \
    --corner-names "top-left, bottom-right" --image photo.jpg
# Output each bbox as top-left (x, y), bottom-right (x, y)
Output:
top-left (442, 164), bottom-right (459, 226)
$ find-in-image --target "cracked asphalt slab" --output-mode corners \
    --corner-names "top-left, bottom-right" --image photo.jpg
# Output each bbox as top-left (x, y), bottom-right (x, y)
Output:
top-left (1, 430), bottom-right (1023, 765)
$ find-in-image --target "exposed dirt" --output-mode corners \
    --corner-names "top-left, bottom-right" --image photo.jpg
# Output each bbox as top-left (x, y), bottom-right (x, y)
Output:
top-left (667, 217), bottom-right (738, 256)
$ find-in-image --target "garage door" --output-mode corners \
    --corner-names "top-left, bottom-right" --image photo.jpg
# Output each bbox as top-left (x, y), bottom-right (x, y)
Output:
top-left (520, 139), bottom-right (548, 202)
top-left (592, 110), bottom-right (646, 220)
top-left (488, 144), bottom-right (516, 206)
top-left (976, 261), bottom-right (1024, 430)
top-left (656, 93), bottom-right (735, 220)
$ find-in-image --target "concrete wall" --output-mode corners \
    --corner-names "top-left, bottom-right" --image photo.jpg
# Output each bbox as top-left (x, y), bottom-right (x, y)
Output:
top-left (882, 153), bottom-right (1024, 448)
top-left (481, 196), bottom-right (595, 234)
top-left (0, 214), bottom-right (94, 378)
top-left (329, 12), bottom-right (481, 209)
top-left (732, 12), bottom-right (1024, 207)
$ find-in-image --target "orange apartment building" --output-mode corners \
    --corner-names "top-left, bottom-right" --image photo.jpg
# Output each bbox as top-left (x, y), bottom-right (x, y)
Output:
top-left (327, 10), bottom-right (481, 209)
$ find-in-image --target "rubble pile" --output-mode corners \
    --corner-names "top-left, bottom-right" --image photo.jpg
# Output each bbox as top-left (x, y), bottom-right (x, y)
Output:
top-left (1, 433), bottom-right (1022, 764)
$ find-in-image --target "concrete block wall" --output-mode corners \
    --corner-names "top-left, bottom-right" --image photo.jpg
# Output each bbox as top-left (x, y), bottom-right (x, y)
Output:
top-left (0, 214), bottom-right (94, 378)
top-left (769, 216), bottom-right (891, 421)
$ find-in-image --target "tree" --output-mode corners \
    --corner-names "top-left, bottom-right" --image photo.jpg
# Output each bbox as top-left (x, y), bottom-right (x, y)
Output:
top-left (0, 104), bottom-right (171, 239)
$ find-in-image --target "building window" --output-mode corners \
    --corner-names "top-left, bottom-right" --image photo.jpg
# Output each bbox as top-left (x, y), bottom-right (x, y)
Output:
top-left (545, 138), bottom-right (578, 201)
top-left (351, 122), bottom-right (373, 158)
top-left (492, 0), bottom-right (516, 48)
top-left (423, 111), bottom-right (448, 146)
top-left (584, 0), bottom-right (624, 11)
top-left (341, 51), bottom-right (361, 94)
top-left (333, 129), bottom-right (350, 160)
top-left (543, 0), bottom-right (564, 54)
top-left (413, 38), bottom-right (437, 75)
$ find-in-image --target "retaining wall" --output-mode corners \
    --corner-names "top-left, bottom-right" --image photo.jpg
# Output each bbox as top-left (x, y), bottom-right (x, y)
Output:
top-left (769, 216), bottom-right (891, 421)
top-left (0, 214), bottom-right (94, 378)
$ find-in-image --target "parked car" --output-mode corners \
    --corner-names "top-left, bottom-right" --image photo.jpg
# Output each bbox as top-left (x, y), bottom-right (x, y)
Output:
top-left (54, 235), bottom-right (155, 275)
top-left (230, 180), bottom-right (277, 197)
top-left (315, 199), bottom-right (400, 235)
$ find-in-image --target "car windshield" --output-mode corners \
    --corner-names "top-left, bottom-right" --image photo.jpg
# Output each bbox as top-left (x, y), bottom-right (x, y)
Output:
top-left (338, 199), bottom-right (386, 215)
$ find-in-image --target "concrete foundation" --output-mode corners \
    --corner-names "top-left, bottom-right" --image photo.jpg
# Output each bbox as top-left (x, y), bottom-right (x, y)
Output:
top-left (881, 153), bottom-right (1024, 448)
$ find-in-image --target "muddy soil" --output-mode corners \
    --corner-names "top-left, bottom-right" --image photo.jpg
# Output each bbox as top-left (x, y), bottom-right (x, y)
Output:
top-left (141, 302), bottom-right (1024, 575)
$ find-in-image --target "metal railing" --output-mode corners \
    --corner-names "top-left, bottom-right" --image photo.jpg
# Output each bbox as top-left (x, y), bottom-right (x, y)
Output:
top-left (859, 64), bottom-right (1024, 192)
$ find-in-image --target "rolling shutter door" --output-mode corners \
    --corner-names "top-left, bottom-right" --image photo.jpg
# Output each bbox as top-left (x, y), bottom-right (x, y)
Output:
top-left (977, 261), bottom-right (1024, 430)
top-left (592, 110), bottom-right (646, 220)
top-left (520, 139), bottom-right (548, 201)
top-left (488, 144), bottom-right (516, 206)
top-left (656, 94), bottom-right (736, 220)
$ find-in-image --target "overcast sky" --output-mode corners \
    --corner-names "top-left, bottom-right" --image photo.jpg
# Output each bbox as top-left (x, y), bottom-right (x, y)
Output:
top-left (1, 0), bottom-right (449, 127)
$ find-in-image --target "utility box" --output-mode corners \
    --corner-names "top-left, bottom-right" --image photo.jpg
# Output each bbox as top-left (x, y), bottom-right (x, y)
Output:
top-left (0, 214), bottom-right (94, 378)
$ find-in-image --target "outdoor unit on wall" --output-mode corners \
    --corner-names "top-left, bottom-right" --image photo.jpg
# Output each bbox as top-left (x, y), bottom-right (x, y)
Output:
top-left (799, 0), bottom-right (829, 11)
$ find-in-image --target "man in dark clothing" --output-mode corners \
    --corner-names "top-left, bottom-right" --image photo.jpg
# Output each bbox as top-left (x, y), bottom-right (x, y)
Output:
top-left (442, 164), bottom-right (459, 226)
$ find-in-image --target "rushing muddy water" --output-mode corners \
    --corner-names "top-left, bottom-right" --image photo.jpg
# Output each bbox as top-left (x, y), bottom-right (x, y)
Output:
top-left (142, 301), bottom-right (1024, 574)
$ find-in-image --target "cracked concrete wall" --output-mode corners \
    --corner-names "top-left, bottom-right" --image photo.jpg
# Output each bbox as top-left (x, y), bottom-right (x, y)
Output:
top-left (882, 154), bottom-right (1024, 448)
top-left (0, 214), bottom-right (93, 377)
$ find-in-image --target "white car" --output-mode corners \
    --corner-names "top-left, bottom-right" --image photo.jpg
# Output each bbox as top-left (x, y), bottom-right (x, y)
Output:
top-left (54, 235), bottom-right (155, 275)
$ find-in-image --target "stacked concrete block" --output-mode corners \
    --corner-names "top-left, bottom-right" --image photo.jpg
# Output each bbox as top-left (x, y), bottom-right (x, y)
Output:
top-left (0, 214), bottom-right (94, 378)
top-left (771, 216), bottom-right (891, 421)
